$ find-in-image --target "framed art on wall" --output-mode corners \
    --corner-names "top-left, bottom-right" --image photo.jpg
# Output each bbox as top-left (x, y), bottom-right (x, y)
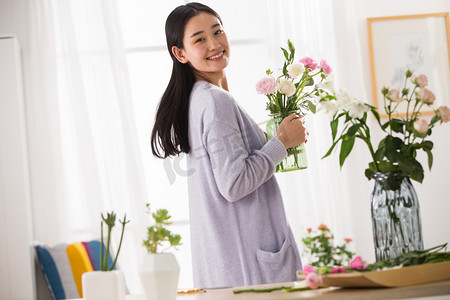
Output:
top-left (367, 13), bottom-right (450, 117)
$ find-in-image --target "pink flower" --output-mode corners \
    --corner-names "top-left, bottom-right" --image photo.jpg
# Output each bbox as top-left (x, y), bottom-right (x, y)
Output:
top-left (318, 224), bottom-right (329, 231)
top-left (331, 266), bottom-right (347, 274)
top-left (417, 88), bottom-right (436, 104)
top-left (302, 265), bottom-right (317, 276)
top-left (414, 118), bottom-right (430, 133)
top-left (299, 56), bottom-right (318, 71)
top-left (255, 76), bottom-right (277, 95)
top-left (413, 74), bottom-right (428, 88)
top-left (320, 59), bottom-right (332, 75)
top-left (437, 106), bottom-right (450, 123)
top-left (307, 227), bottom-right (312, 233)
top-left (350, 256), bottom-right (368, 271)
top-left (304, 272), bottom-right (322, 289)
top-left (344, 238), bottom-right (352, 243)
top-left (386, 89), bottom-right (403, 102)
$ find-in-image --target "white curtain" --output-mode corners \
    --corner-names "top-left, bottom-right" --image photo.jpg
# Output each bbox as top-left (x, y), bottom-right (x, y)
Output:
top-left (27, 0), bottom-right (150, 293)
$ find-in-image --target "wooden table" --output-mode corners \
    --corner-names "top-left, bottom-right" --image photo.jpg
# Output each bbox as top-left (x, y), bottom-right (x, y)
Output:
top-left (72, 280), bottom-right (450, 299)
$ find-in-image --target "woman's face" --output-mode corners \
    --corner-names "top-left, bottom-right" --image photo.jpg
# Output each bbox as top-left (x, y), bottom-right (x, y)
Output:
top-left (173, 12), bottom-right (230, 80)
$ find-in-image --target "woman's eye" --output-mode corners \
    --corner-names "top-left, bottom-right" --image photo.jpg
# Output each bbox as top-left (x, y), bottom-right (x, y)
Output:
top-left (215, 29), bottom-right (223, 35)
top-left (195, 38), bottom-right (205, 43)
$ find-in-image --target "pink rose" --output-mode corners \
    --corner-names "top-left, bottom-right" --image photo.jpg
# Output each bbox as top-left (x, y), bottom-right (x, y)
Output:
top-left (414, 118), bottom-right (430, 133)
top-left (386, 89), bottom-right (403, 102)
top-left (349, 256), bottom-right (368, 271)
top-left (320, 59), bottom-right (332, 75)
top-left (344, 238), bottom-right (352, 243)
top-left (304, 272), bottom-right (322, 290)
top-left (318, 224), bottom-right (329, 231)
top-left (413, 74), bottom-right (428, 88)
top-left (302, 265), bottom-right (317, 276)
top-left (256, 76), bottom-right (276, 95)
top-left (437, 106), bottom-right (450, 123)
top-left (331, 266), bottom-right (347, 274)
top-left (417, 88), bottom-right (436, 104)
top-left (307, 227), bottom-right (312, 233)
top-left (299, 56), bottom-right (318, 71)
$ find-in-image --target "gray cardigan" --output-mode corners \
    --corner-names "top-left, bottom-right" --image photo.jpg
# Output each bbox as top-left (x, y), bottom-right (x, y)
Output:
top-left (187, 81), bottom-right (302, 288)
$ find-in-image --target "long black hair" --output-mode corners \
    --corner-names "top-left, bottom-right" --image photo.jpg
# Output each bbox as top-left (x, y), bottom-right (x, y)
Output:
top-left (151, 3), bottom-right (222, 158)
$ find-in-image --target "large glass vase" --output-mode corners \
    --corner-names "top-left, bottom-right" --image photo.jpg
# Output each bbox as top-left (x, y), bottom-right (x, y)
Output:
top-left (370, 172), bottom-right (423, 261)
top-left (266, 117), bottom-right (307, 172)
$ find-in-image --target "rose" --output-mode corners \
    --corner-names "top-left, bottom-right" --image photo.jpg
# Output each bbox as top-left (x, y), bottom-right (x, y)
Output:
top-left (299, 56), bottom-right (318, 71)
top-left (437, 106), bottom-right (450, 123)
top-left (417, 88), bottom-right (436, 104)
top-left (414, 118), bottom-right (430, 133)
top-left (320, 59), bottom-right (332, 75)
top-left (413, 74), bottom-right (428, 88)
top-left (331, 266), bottom-right (347, 274)
top-left (302, 265), bottom-right (317, 276)
top-left (276, 78), bottom-right (296, 97)
top-left (304, 272), bottom-right (322, 289)
top-left (317, 224), bottom-right (329, 231)
top-left (349, 256), bottom-right (368, 271)
top-left (255, 76), bottom-right (277, 95)
top-left (386, 89), bottom-right (403, 102)
top-left (344, 238), bottom-right (352, 242)
top-left (287, 62), bottom-right (305, 78)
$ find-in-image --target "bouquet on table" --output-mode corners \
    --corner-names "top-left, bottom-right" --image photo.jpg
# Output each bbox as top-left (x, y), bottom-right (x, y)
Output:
top-left (256, 39), bottom-right (333, 172)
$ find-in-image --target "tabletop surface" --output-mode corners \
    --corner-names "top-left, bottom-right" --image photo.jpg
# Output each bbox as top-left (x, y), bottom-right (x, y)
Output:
top-left (70, 280), bottom-right (450, 300)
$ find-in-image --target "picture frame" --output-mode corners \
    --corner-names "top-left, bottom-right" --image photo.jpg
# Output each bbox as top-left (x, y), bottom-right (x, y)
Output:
top-left (367, 13), bottom-right (450, 117)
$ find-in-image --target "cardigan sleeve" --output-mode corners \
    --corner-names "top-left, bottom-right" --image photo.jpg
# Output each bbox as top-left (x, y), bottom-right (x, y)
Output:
top-left (203, 118), bottom-right (287, 202)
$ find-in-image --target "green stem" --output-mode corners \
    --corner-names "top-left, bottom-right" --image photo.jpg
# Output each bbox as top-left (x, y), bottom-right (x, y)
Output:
top-left (100, 221), bottom-right (104, 270)
top-left (110, 215), bottom-right (128, 270)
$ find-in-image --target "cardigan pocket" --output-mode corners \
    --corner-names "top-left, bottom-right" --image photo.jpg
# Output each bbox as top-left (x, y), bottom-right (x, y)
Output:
top-left (256, 238), bottom-right (298, 283)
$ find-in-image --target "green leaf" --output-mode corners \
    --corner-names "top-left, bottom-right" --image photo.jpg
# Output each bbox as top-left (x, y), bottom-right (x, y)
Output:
top-left (330, 119), bottom-right (339, 141)
top-left (390, 118), bottom-right (405, 133)
top-left (322, 137), bottom-right (341, 159)
top-left (305, 77), bottom-right (314, 86)
top-left (377, 161), bottom-right (399, 173)
top-left (281, 47), bottom-right (289, 61)
top-left (307, 100), bottom-right (316, 114)
top-left (346, 124), bottom-right (360, 137)
top-left (339, 136), bottom-right (355, 167)
top-left (425, 149), bottom-right (433, 170)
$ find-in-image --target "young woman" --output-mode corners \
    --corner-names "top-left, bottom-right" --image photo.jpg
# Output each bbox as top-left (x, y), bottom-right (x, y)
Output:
top-left (151, 3), bottom-right (307, 289)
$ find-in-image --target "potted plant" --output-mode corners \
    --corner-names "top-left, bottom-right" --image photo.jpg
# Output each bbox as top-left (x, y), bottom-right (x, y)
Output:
top-left (140, 204), bottom-right (182, 300)
top-left (82, 212), bottom-right (130, 300)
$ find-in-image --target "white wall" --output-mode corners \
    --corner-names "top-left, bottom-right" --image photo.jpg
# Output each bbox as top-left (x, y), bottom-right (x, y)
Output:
top-left (331, 0), bottom-right (450, 261)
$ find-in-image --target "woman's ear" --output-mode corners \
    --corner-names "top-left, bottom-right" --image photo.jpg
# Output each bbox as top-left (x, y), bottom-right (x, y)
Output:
top-left (172, 46), bottom-right (188, 64)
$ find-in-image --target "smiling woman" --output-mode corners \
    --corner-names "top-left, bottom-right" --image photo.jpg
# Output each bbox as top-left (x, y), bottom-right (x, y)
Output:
top-left (150, 2), bottom-right (307, 289)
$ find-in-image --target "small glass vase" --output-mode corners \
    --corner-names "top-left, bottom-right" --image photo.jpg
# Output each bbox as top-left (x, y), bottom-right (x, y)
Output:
top-left (370, 172), bottom-right (423, 261)
top-left (266, 117), bottom-right (307, 172)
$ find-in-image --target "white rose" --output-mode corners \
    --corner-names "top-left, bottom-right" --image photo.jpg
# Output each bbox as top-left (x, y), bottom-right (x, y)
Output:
top-left (348, 101), bottom-right (370, 119)
top-left (277, 78), bottom-right (296, 97)
top-left (414, 118), bottom-right (430, 133)
top-left (287, 62), bottom-right (305, 78)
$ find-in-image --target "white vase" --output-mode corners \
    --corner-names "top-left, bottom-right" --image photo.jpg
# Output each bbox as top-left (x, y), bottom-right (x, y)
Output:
top-left (139, 253), bottom-right (180, 300)
top-left (82, 270), bottom-right (126, 300)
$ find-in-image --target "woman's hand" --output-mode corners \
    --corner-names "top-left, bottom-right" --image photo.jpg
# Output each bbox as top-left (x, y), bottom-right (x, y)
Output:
top-left (276, 113), bottom-right (307, 149)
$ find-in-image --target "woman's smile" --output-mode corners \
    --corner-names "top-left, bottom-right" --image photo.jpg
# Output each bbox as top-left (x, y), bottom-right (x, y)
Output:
top-left (207, 50), bottom-right (225, 61)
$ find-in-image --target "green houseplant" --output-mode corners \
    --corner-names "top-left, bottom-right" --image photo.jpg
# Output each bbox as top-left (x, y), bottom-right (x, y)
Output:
top-left (319, 70), bottom-right (450, 261)
top-left (82, 211), bottom-right (130, 300)
top-left (140, 204), bottom-right (181, 300)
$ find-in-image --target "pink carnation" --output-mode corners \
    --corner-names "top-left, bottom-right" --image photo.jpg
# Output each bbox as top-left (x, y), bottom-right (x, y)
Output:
top-left (302, 265), bottom-right (317, 276)
top-left (304, 272), bottom-right (322, 289)
top-left (255, 76), bottom-right (276, 95)
top-left (349, 256), bottom-right (368, 271)
top-left (320, 59), bottom-right (332, 75)
top-left (437, 106), bottom-right (450, 123)
top-left (331, 266), bottom-right (347, 274)
top-left (417, 88), bottom-right (436, 104)
top-left (299, 56), bottom-right (318, 71)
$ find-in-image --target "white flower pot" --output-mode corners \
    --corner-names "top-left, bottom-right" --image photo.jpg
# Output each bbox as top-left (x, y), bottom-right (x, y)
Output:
top-left (139, 253), bottom-right (180, 300)
top-left (82, 270), bottom-right (126, 300)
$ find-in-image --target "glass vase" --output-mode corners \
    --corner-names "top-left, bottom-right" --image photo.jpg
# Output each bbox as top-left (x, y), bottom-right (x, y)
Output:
top-left (370, 172), bottom-right (423, 261)
top-left (265, 117), bottom-right (307, 172)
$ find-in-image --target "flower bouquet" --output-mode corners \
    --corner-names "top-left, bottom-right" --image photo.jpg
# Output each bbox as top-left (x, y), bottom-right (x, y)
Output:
top-left (256, 39), bottom-right (332, 172)
top-left (319, 70), bottom-right (450, 260)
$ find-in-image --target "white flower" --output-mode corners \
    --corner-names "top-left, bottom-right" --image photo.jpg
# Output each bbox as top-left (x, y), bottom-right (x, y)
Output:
top-left (318, 100), bottom-right (339, 116)
top-left (414, 118), bottom-right (430, 133)
top-left (287, 62), bottom-right (305, 78)
top-left (277, 78), bottom-right (296, 97)
top-left (335, 89), bottom-right (352, 110)
top-left (348, 101), bottom-right (370, 119)
top-left (318, 77), bottom-right (335, 94)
